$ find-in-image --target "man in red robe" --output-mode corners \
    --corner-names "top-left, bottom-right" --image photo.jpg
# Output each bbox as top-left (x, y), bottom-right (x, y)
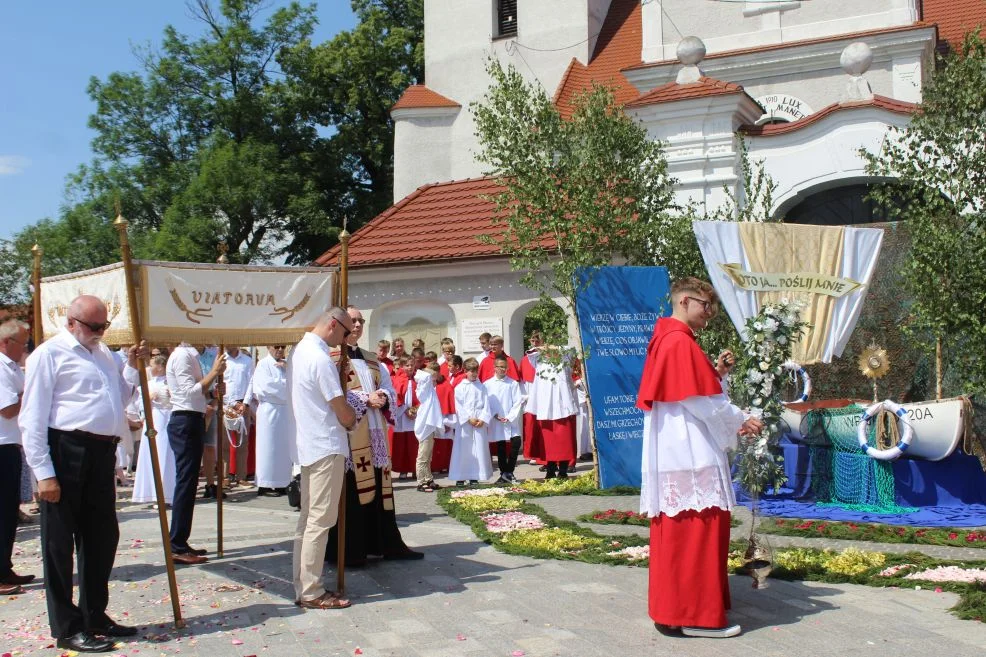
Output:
top-left (636, 277), bottom-right (762, 638)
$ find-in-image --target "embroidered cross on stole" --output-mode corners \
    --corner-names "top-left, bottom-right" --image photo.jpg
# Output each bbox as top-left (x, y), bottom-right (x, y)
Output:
top-left (331, 348), bottom-right (394, 511)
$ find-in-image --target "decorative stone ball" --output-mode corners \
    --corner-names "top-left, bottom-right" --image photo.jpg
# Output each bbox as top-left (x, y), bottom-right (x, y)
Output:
top-left (840, 42), bottom-right (873, 76)
top-left (676, 36), bottom-right (706, 66)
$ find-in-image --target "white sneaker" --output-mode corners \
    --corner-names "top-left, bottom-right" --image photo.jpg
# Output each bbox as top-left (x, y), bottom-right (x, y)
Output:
top-left (681, 625), bottom-right (741, 638)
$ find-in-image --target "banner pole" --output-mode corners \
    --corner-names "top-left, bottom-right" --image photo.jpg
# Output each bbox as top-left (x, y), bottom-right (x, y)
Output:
top-left (113, 215), bottom-right (185, 629)
top-left (216, 243), bottom-right (229, 558)
top-left (216, 351), bottom-right (226, 558)
top-left (30, 245), bottom-right (43, 346)
top-left (336, 226), bottom-right (350, 595)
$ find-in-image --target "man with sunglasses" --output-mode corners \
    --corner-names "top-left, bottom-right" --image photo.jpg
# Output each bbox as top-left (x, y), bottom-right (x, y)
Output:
top-left (289, 307), bottom-right (358, 610)
top-left (636, 277), bottom-right (764, 639)
top-left (19, 295), bottom-right (147, 652)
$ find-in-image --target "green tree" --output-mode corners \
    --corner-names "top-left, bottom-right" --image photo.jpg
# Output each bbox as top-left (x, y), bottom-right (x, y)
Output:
top-left (862, 32), bottom-right (986, 397)
top-left (282, 0), bottom-right (424, 261)
top-left (472, 60), bottom-right (676, 313)
top-left (523, 297), bottom-right (569, 346)
top-left (84, 0), bottom-right (322, 264)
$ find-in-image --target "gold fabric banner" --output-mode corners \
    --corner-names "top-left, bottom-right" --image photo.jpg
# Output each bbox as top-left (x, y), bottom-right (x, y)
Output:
top-left (40, 263), bottom-right (137, 344)
top-left (718, 263), bottom-right (862, 297)
top-left (738, 223), bottom-right (845, 365)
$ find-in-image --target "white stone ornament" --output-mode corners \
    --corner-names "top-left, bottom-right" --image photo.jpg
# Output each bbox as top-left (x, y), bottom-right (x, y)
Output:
top-left (676, 36), bottom-right (706, 84)
top-left (841, 41), bottom-right (874, 101)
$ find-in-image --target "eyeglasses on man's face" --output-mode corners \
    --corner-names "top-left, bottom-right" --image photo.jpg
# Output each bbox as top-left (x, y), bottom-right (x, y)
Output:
top-left (684, 296), bottom-right (716, 314)
top-left (71, 316), bottom-right (112, 333)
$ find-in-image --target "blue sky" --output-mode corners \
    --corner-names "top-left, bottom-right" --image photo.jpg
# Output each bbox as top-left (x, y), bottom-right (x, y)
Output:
top-left (0, 1), bottom-right (356, 242)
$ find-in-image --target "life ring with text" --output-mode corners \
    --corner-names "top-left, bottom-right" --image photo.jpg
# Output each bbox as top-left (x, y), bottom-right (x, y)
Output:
top-left (857, 400), bottom-right (914, 461)
top-left (780, 360), bottom-right (811, 405)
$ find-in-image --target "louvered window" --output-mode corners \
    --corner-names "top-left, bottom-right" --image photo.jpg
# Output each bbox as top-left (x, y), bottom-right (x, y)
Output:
top-left (497, 0), bottom-right (517, 37)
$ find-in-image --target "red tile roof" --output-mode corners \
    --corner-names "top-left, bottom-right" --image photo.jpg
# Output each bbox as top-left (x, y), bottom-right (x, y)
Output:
top-left (922, 0), bottom-right (986, 49)
top-left (741, 95), bottom-right (916, 136)
top-left (392, 84), bottom-right (461, 111)
top-left (315, 177), bottom-right (508, 267)
top-left (553, 0), bottom-right (642, 118)
top-left (625, 76), bottom-right (748, 108)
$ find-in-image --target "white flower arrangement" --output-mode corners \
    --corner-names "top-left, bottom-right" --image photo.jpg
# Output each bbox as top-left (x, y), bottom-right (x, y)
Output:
top-left (731, 300), bottom-right (808, 498)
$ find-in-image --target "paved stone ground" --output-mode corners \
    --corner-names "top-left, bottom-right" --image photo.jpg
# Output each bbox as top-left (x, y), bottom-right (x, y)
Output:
top-left (3, 461), bottom-right (986, 656)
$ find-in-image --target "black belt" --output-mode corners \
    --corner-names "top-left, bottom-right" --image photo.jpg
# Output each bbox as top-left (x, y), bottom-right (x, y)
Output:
top-left (51, 428), bottom-right (120, 445)
top-left (172, 410), bottom-right (205, 417)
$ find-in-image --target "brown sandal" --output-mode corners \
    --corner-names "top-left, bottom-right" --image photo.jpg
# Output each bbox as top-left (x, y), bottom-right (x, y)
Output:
top-left (0, 583), bottom-right (24, 596)
top-left (296, 591), bottom-right (351, 609)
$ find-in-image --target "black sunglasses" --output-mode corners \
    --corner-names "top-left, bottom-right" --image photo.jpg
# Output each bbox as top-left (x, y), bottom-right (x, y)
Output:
top-left (71, 316), bottom-right (112, 333)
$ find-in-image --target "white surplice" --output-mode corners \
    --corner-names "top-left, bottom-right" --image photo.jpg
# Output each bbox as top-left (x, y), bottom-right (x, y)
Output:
top-left (132, 375), bottom-right (176, 504)
top-left (484, 376), bottom-right (523, 443)
top-left (413, 369), bottom-right (444, 442)
top-left (526, 359), bottom-right (578, 420)
top-left (246, 355), bottom-right (295, 488)
top-left (449, 380), bottom-right (493, 481)
top-left (639, 394), bottom-right (745, 518)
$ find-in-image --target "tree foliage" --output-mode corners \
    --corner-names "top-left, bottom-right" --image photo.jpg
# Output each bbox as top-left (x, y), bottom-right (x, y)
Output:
top-left (1, 0), bottom-right (424, 305)
top-left (862, 32), bottom-right (986, 396)
top-left (472, 60), bottom-right (676, 311)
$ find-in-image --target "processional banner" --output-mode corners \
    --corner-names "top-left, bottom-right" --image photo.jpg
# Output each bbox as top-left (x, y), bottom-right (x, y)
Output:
top-left (41, 261), bottom-right (337, 346)
top-left (574, 266), bottom-right (671, 489)
top-left (692, 221), bottom-right (883, 365)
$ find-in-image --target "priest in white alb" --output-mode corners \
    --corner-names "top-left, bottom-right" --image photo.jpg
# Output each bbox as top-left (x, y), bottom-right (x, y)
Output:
top-left (636, 277), bottom-right (763, 639)
top-left (245, 345), bottom-right (294, 495)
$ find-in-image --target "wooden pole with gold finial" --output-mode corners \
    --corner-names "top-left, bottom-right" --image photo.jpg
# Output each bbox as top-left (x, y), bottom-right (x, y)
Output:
top-left (216, 241), bottom-right (229, 558)
top-left (336, 220), bottom-right (351, 595)
top-left (113, 213), bottom-right (185, 629)
top-left (30, 244), bottom-right (43, 346)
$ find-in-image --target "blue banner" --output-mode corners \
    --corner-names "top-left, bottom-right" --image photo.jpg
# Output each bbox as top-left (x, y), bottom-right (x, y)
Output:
top-left (574, 266), bottom-right (671, 488)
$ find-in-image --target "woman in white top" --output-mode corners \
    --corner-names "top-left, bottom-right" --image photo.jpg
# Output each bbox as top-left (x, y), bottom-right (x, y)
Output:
top-left (132, 356), bottom-right (177, 504)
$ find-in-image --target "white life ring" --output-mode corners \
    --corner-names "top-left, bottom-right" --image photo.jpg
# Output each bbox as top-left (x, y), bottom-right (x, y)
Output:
top-left (780, 360), bottom-right (811, 405)
top-left (857, 400), bottom-right (914, 461)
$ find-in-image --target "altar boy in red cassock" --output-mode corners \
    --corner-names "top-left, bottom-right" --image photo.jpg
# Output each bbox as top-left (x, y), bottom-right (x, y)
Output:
top-left (636, 277), bottom-right (763, 639)
top-left (391, 355), bottom-right (419, 479)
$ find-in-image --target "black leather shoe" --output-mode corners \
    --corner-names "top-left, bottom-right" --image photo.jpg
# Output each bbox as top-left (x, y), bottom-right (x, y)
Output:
top-left (56, 631), bottom-right (115, 652)
top-left (0, 571), bottom-right (35, 585)
top-left (90, 619), bottom-right (138, 637)
top-left (383, 548), bottom-right (425, 560)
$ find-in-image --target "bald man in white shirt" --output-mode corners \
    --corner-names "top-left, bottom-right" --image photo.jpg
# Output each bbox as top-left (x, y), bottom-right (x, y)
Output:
top-left (20, 296), bottom-right (146, 653)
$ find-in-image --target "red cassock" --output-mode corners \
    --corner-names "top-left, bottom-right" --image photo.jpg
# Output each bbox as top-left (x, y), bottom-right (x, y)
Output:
top-left (391, 374), bottom-right (419, 474)
top-left (478, 353), bottom-right (520, 382)
top-left (636, 317), bottom-right (731, 630)
top-left (228, 422), bottom-right (256, 478)
top-left (431, 379), bottom-right (455, 472)
top-left (519, 350), bottom-right (544, 463)
top-left (380, 356), bottom-right (395, 376)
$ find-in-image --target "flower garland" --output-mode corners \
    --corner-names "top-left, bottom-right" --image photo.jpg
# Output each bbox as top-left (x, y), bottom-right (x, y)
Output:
top-left (450, 487), bottom-right (524, 498)
top-left (730, 301), bottom-right (808, 497)
top-left (482, 511), bottom-right (546, 533)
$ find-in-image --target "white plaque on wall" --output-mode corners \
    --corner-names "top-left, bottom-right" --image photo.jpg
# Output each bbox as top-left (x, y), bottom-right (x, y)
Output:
top-left (472, 294), bottom-right (491, 310)
top-left (460, 317), bottom-right (503, 353)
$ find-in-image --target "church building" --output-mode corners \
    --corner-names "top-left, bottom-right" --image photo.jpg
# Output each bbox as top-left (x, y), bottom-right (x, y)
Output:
top-left (316, 0), bottom-right (983, 358)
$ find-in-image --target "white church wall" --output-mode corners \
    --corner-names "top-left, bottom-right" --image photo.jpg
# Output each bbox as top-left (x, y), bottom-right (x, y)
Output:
top-left (347, 259), bottom-right (573, 360)
top-left (746, 107), bottom-right (911, 218)
top-left (403, 0), bottom-right (612, 194)
top-left (642, 0), bottom-right (918, 62)
top-left (392, 109), bottom-right (457, 203)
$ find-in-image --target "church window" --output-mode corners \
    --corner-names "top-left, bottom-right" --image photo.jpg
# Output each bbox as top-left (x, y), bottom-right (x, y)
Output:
top-left (496, 0), bottom-right (517, 38)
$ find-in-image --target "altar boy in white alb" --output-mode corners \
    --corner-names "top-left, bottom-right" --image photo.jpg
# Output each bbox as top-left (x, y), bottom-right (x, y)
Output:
top-left (484, 355), bottom-right (523, 483)
top-left (245, 345), bottom-right (294, 495)
top-left (450, 358), bottom-right (492, 485)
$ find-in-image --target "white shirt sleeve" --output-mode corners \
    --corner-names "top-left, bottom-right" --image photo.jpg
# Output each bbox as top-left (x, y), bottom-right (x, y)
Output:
top-left (317, 358), bottom-right (343, 404)
top-left (378, 363), bottom-right (396, 407)
top-left (20, 349), bottom-right (57, 481)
